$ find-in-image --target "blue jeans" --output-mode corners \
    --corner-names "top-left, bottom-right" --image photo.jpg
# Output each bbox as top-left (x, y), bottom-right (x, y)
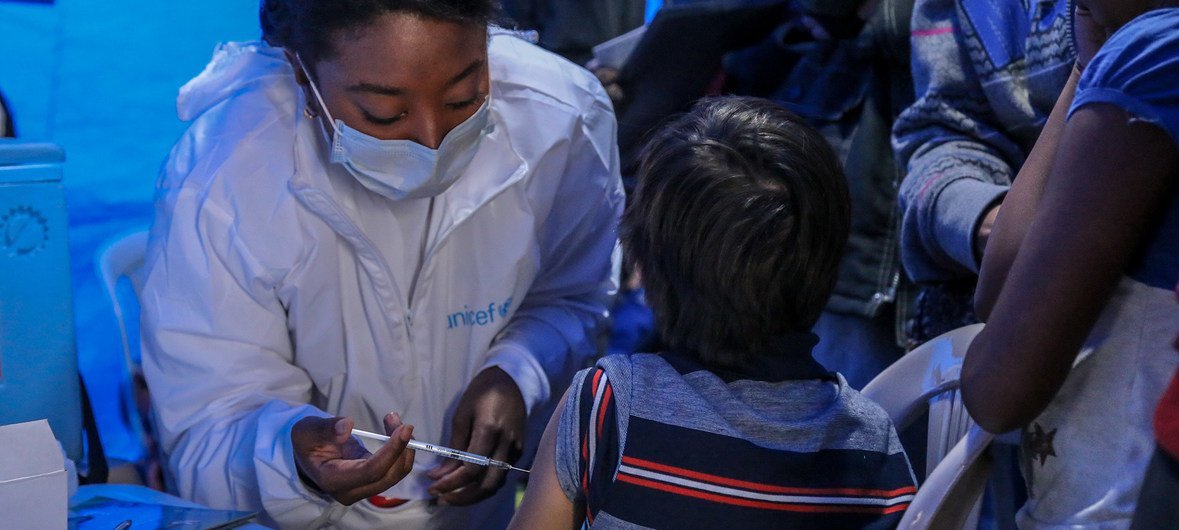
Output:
top-left (812, 307), bottom-right (903, 390)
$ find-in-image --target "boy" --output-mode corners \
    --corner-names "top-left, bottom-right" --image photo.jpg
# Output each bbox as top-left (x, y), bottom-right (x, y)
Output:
top-left (510, 97), bottom-right (916, 529)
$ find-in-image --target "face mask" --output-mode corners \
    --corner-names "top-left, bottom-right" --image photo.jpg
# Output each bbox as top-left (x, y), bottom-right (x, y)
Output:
top-left (297, 54), bottom-right (492, 201)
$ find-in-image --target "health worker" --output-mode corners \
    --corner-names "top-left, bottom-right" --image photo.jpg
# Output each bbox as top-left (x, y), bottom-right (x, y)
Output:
top-left (139, 0), bottom-right (623, 527)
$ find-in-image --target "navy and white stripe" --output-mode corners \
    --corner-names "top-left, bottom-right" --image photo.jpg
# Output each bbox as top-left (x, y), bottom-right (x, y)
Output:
top-left (556, 346), bottom-right (917, 529)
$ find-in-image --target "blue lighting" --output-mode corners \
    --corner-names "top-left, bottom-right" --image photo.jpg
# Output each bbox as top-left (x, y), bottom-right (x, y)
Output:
top-left (646, 0), bottom-right (663, 23)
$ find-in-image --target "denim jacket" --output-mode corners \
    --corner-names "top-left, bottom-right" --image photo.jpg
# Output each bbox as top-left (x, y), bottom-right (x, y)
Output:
top-left (892, 0), bottom-right (1074, 283)
top-left (726, 0), bottom-right (917, 319)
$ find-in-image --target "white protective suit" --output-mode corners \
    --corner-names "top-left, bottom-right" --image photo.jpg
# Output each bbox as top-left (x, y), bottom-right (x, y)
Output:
top-left (141, 33), bottom-right (623, 528)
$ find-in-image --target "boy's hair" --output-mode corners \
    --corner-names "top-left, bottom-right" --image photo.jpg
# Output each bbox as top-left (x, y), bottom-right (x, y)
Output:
top-left (624, 96), bottom-right (850, 368)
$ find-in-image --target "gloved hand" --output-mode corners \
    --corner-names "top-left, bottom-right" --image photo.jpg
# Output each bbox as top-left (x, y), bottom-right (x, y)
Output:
top-left (427, 367), bottom-right (526, 505)
top-left (291, 412), bottom-right (415, 505)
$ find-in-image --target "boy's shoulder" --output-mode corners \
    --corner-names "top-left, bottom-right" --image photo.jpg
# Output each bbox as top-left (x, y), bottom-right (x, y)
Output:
top-left (565, 355), bottom-right (916, 526)
top-left (832, 382), bottom-right (910, 451)
top-left (585, 352), bottom-right (900, 428)
top-left (586, 351), bottom-right (670, 386)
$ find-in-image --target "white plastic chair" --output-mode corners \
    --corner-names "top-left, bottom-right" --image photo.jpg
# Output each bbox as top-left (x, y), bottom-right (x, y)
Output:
top-left (901, 425), bottom-right (996, 529)
top-left (863, 323), bottom-right (991, 529)
top-left (97, 230), bottom-right (156, 485)
top-left (98, 230), bottom-right (149, 377)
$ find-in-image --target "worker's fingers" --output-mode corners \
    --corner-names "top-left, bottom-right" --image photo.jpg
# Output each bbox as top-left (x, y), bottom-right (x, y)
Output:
top-left (340, 412), bottom-right (401, 461)
top-left (443, 432), bottom-right (515, 506)
top-left (340, 434), bottom-right (371, 461)
top-left (430, 424), bottom-right (498, 499)
top-left (291, 416), bottom-right (352, 487)
top-left (383, 412), bottom-right (403, 436)
top-left (592, 68), bottom-right (624, 102)
top-left (330, 423), bottom-right (416, 504)
top-left (604, 84), bottom-right (625, 104)
top-left (593, 67), bottom-right (620, 85)
top-left (383, 412), bottom-right (417, 483)
top-left (427, 455), bottom-right (462, 482)
top-left (331, 443), bottom-right (415, 506)
top-left (317, 423), bottom-right (414, 498)
top-left (440, 467), bottom-right (501, 506)
top-left (292, 416), bottom-right (346, 453)
top-left (374, 420), bottom-right (415, 485)
top-left (388, 432), bottom-right (417, 483)
top-left (357, 423), bottom-right (415, 486)
top-left (331, 417), bottom-right (354, 445)
top-left (428, 409), bottom-right (474, 480)
top-left (440, 450), bottom-right (505, 505)
top-left (482, 431), bottom-right (515, 491)
top-left (430, 461), bottom-right (484, 502)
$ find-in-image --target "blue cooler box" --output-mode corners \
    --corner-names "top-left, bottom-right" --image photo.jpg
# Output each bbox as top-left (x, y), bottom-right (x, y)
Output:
top-left (0, 140), bottom-right (82, 462)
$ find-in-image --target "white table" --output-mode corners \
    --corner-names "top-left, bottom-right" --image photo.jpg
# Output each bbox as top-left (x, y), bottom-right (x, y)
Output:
top-left (71, 484), bottom-right (271, 529)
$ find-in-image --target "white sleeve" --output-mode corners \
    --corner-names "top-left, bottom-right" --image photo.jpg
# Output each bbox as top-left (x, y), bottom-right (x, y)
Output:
top-left (480, 88), bottom-right (625, 416)
top-left (141, 187), bottom-right (335, 526)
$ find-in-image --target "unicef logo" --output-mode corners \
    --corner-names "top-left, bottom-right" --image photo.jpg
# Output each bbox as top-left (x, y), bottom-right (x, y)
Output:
top-left (0, 206), bottom-right (50, 257)
top-left (447, 297), bottom-right (514, 330)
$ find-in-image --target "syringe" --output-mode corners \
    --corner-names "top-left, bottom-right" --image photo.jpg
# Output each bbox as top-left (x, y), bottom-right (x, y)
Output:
top-left (352, 428), bottom-right (530, 473)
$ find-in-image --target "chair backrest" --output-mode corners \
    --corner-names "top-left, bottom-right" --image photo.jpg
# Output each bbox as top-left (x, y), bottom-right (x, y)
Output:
top-left (863, 323), bottom-right (984, 475)
top-left (97, 230), bottom-right (149, 373)
top-left (96, 230), bottom-right (153, 472)
top-left (862, 323), bottom-right (989, 530)
top-left (899, 425), bottom-right (995, 529)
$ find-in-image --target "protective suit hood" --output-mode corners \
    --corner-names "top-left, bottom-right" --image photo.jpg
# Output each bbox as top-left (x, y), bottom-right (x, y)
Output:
top-left (176, 41), bottom-right (290, 122)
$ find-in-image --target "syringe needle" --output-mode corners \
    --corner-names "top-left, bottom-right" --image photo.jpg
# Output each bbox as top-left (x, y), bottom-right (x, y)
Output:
top-left (352, 428), bottom-right (531, 473)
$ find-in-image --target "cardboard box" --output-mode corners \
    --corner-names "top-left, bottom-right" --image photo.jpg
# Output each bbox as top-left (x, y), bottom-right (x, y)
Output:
top-left (0, 419), bottom-right (67, 529)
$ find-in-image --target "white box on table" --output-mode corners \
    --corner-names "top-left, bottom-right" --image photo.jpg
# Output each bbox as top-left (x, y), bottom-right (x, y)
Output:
top-left (0, 419), bottom-right (67, 530)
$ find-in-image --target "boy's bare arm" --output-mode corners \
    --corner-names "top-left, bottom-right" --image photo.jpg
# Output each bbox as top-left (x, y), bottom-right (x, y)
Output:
top-left (509, 389), bottom-right (585, 530)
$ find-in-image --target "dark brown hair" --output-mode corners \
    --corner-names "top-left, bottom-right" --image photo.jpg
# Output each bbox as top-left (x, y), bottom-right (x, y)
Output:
top-left (625, 96), bottom-right (850, 368)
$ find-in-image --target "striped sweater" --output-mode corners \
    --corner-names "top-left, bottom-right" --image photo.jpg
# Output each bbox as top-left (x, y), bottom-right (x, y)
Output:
top-left (555, 344), bottom-right (916, 529)
top-left (891, 0), bottom-right (1074, 283)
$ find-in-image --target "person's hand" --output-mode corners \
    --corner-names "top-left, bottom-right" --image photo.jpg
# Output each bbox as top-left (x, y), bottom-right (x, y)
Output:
top-left (1073, 2), bottom-right (1108, 72)
top-left (427, 367), bottom-right (526, 505)
top-left (975, 202), bottom-right (1002, 261)
top-left (291, 413), bottom-right (415, 505)
top-left (591, 66), bottom-right (625, 106)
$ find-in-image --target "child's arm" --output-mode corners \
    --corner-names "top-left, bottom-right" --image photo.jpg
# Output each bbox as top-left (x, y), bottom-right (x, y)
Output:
top-left (962, 103), bottom-right (1179, 434)
top-left (971, 66), bottom-right (1079, 320)
top-left (974, 3), bottom-right (1109, 319)
top-left (509, 389), bottom-right (586, 530)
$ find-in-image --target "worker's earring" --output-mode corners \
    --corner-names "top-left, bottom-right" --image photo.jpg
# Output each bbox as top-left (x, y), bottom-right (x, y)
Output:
top-left (304, 105), bottom-right (318, 119)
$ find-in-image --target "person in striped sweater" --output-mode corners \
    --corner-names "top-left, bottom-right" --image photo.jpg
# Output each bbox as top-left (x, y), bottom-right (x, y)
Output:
top-left (510, 96), bottom-right (917, 529)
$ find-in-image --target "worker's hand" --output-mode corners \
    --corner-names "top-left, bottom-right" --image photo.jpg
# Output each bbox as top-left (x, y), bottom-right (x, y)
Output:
top-left (291, 413), bottom-right (415, 505)
top-left (591, 66), bottom-right (625, 106)
top-left (427, 367), bottom-right (526, 505)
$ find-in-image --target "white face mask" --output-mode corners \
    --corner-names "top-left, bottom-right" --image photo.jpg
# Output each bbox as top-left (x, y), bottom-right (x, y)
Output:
top-left (297, 54), bottom-right (492, 201)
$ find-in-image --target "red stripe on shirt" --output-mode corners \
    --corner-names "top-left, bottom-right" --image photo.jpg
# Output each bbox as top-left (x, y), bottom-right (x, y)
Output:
top-left (596, 384), bottom-right (613, 437)
top-left (622, 456), bottom-right (916, 498)
top-left (617, 473), bottom-right (911, 515)
top-left (581, 433), bottom-right (589, 498)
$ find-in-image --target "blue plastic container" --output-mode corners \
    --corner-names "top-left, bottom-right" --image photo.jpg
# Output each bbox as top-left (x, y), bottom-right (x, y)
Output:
top-left (0, 140), bottom-right (82, 462)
